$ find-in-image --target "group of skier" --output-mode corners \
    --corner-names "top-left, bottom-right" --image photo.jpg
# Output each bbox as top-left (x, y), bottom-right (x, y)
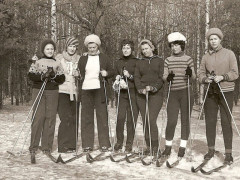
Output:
top-left (26, 27), bottom-right (238, 170)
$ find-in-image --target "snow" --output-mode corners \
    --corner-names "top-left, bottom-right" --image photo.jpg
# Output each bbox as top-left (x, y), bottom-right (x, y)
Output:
top-left (1, 101), bottom-right (240, 179)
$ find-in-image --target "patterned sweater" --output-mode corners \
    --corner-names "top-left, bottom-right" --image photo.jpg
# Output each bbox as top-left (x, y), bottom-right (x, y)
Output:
top-left (28, 57), bottom-right (65, 90)
top-left (163, 53), bottom-right (196, 91)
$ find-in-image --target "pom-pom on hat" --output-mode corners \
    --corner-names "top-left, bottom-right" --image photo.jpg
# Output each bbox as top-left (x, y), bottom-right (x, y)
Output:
top-left (206, 28), bottom-right (223, 40)
top-left (84, 34), bottom-right (101, 47)
top-left (41, 39), bottom-right (56, 54)
top-left (65, 37), bottom-right (79, 49)
top-left (168, 32), bottom-right (186, 43)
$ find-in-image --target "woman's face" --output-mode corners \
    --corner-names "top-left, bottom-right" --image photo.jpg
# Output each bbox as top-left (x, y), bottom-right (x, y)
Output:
top-left (67, 44), bottom-right (77, 55)
top-left (44, 44), bottom-right (55, 57)
top-left (122, 44), bottom-right (132, 57)
top-left (209, 35), bottom-right (221, 50)
top-left (171, 43), bottom-right (182, 54)
top-left (87, 43), bottom-right (98, 55)
top-left (141, 43), bottom-right (153, 57)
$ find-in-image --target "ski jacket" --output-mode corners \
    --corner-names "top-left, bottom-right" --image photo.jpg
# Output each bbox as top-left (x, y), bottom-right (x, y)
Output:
top-left (114, 54), bottom-right (138, 89)
top-left (28, 57), bottom-right (65, 90)
top-left (134, 55), bottom-right (164, 94)
top-left (199, 46), bottom-right (238, 92)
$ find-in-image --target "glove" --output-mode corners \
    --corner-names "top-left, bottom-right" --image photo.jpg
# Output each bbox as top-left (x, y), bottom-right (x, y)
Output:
top-left (185, 66), bottom-right (192, 77)
top-left (42, 67), bottom-right (55, 80)
top-left (100, 70), bottom-right (108, 77)
top-left (119, 79), bottom-right (128, 89)
top-left (167, 71), bottom-right (175, 82)
top-left (138, 89), bottom-right (146, 95)
top-left (146, 86), bottom-right (157, 92)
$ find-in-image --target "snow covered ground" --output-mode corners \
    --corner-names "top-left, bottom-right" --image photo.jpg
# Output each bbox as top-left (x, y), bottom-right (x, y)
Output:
top-left (1, 100), bottom-right (240, 180)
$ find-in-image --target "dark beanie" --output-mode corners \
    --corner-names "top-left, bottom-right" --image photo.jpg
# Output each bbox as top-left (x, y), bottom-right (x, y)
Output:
top-left (206, 28), bottom-right (223, 40)
top-left (41, 39), bottom-right (56, 54)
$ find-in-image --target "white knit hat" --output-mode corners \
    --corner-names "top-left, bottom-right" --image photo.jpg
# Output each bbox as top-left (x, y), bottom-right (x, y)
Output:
top-left (168, 32), bottom-right (186, 43)
top-left (84, 34), bottom-right (101, 47)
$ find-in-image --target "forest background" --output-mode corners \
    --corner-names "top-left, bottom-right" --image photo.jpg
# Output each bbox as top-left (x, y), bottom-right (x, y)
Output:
top-left (0, 0), bottom-right (239, 109)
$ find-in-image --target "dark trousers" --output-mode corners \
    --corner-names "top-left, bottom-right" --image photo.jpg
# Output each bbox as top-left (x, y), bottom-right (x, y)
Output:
top-left (116, 89), bottom-right (139, 146)
top-left (81, 89), bottom-right (111, 149)
top-left (57, 93), bottom-right (79, 152)
top-left (29, 89), bottom-right (58, 152)
top-left (204, 91), bottom-right (233, 151)
top-left (137, 92), bottom-right (163, 147)
top-left (165, 88), bottom-right (194, 141)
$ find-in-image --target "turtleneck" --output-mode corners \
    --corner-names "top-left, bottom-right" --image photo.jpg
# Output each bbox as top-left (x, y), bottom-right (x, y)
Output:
top-left (172, 51), bottom-right (184, 57)
top-left (122, 54), bottom-right (134, 60)
top-left (42, 55), bottom-right (55, 60)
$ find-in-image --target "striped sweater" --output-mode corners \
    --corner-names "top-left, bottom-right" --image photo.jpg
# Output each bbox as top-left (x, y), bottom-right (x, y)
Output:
top-left (163, 53), bottom-right (196, 91)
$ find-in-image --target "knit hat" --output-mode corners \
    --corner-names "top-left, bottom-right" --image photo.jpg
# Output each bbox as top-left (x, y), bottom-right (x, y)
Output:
top-left (84, 34), bottom-right (101, 47)
top-left (168, 32), bottom-right (186, 43)
top-left (206, 28), bottom-right (223, 40)
top-left (139, 39), bottom-right (155, 51)
top-left (65, 37), bottom-right (79, 49)
top-left (41, 39), bottom-right (56, 54)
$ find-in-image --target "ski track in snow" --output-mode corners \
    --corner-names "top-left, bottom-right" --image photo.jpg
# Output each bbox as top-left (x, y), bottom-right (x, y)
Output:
top-left (1, 103), bottom-right (240, 179)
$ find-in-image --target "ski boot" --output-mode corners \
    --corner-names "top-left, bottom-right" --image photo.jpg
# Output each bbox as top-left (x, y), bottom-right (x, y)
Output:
top-left (30, 151), bottom-right (36, 164)
top-left (162, 145), bottom-right (172, 157)
top-left (125, 144), bottom-right (132, 153)
top-left (224, 153), bottom-right (233, 165)
top-left (178, 147), bottom-right (186, 158)
top-left (114, 143), bottom-right (123, 151)
top-left (100, 146), bottom-right (111, 152)
top-left (83, 147), bottom-right (93, 152)
top-left (143, 146), bottom-right (150, 155)
top-left (204, 149), bottom-right (215, 160)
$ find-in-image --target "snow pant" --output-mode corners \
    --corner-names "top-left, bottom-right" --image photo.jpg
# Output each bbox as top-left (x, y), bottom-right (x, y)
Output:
top-left (137, 91), bottom-right (163, 148)
top-left (57, 93), bottom-right (79, 152)
top-left (29, 88), bottom-right (58, 152)
top-left (204, 91), bottom-right (233, 153)
top-left (81, 89), bottom-right (111, 149)
top-left (165, 88), bottom-right (194, 141)
top-left (116, 89), bottom-right (139, 146)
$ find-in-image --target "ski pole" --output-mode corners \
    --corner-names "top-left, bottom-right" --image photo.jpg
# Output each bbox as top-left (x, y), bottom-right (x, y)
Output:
top-left (20, 79), bottom-right (48, 155)
top-left (103, 77), bottom-right (114, 151)
top-left (141, 90), bottom-right (148, 157)
top-left (7, 79), bottom-right (47, 157)
top-left (75, 76), bottom-right (79, 156)
top-left (146, 91), bottom-right (153, 162)
top-left (125, 76), bottom-right (140, 152)
top-left (156, 81), bottom-right (171, 159)
top-left (217, 83), bottom-right (240, 137)
top-left (191, 83), bottom-right (210, 146)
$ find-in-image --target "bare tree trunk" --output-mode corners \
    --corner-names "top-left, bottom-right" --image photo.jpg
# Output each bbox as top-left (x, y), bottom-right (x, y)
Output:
top-left (51, 0), bottom-right (57, 42)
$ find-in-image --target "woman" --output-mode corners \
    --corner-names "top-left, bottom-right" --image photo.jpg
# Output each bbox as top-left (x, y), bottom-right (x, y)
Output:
top-left (113, 39), bottom-right (139, 152)
top-left (28, 39), bottom-right (65, 163)
top-left (134, 39), bottom-right (164, 155)
top-left (199, 28), bottom-right (238, 164)
top-left (55, 37), bottom-right (80, 153)
top-left (78, 34), bottom-right (114, 152)
top-left (162, 32), bottom-right (196, 158)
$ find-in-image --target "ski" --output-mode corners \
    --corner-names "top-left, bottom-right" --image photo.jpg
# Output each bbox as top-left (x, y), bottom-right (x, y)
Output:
top-left (7, 151), bottom-right (16, 157)
top-left (86, 152), bottom-right (105, 163)
top-left (141, 155), bottom-right (158, 166)
top-left (110, 152), bottom-right (128, 162)
top-left (166, 157), bottom-right (182, 168)
top-left (45, 153), bottom-right (61, 163)
top-left (191, 159), bottom-right (209, 173)
top-left (156, 156), bottom-right (168, 167)
top-left (60, 152), bottom-right (87, 164)
top-left (200, 163), bottom-right (228, 175)
top-left (125, 153), bottom-right (140, 163)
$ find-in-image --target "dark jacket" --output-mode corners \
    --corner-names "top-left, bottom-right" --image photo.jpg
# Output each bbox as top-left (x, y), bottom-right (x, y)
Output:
top-left (114, 54), bottom-right (138, 89)
top-left (78, 53), bottom-right (114, 101)
top-left (134, 55), bottom-right (164, 94)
